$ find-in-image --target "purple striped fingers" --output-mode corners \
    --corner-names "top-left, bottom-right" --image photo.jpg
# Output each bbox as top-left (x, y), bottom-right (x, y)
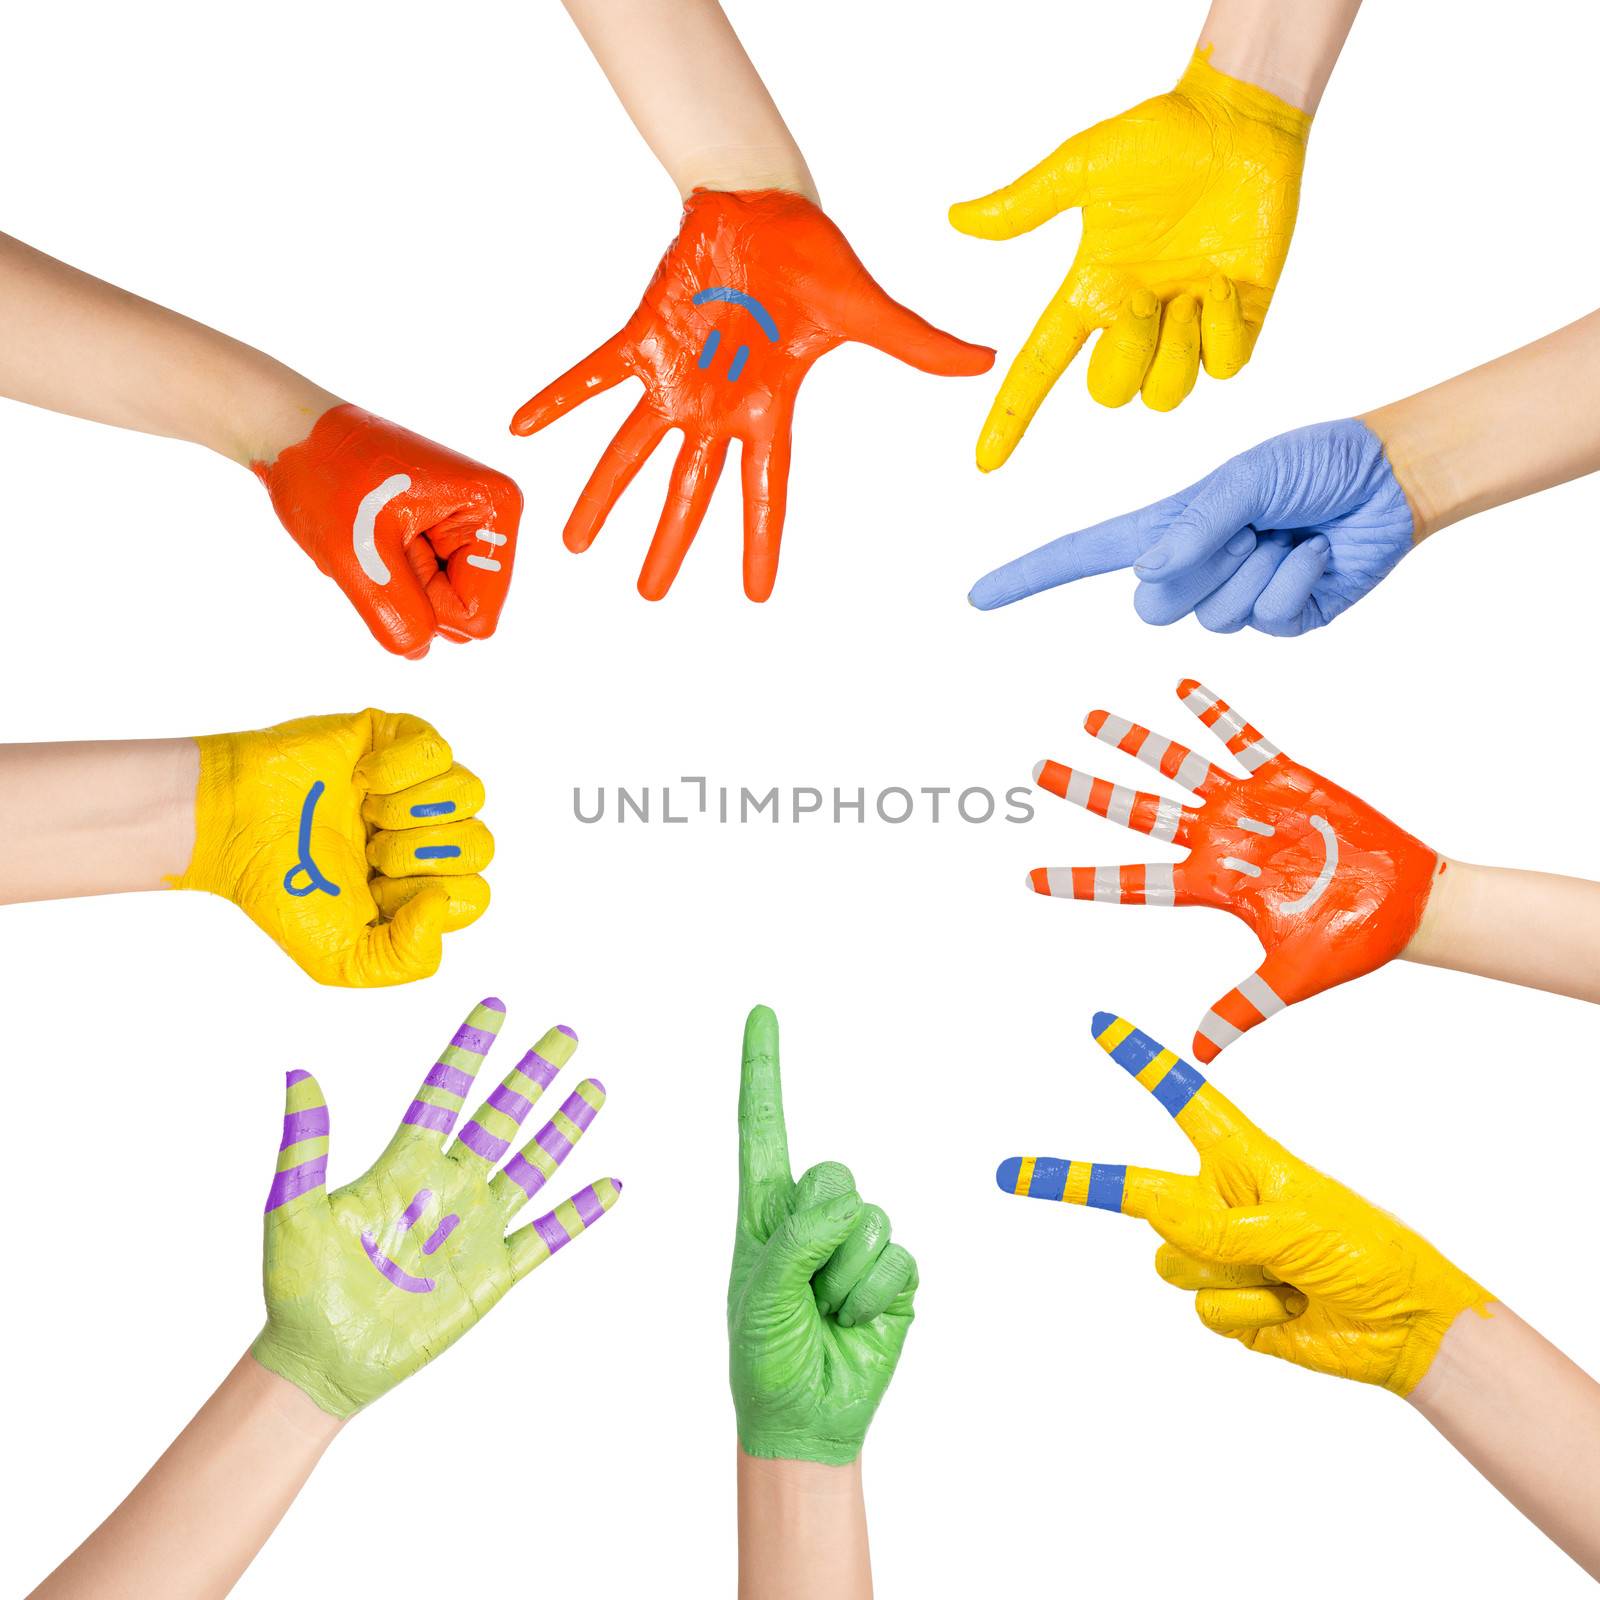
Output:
top-left (265, 1070), bottom-right (330, 1214)
top-left (399, 998), bottom-right (506, 1141)
top-left (1177, 680), bottom-right (1282, 774)
top-left (507, 1178), bottom-right (623, 1281)
top-left (492, 1078), bottom-right (608, 1212)
top-left (1085, 709), bottom-right (1232, 797)
top-left (454, 1024), bottom-right (577, 1166)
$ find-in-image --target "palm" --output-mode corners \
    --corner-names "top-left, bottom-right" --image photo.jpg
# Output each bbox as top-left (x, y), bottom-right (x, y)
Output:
top-left (1030, 679), bottom-right (1437, 1062)
top-left (277, 1149), bottom-right (513, 1404)
top-left (1071, 94), bottom-right (1298, 321)
top-left (512, 188), bottom-right (991, 600)
top-left (620, 200), bottom-right (858, 434)
top-left (253, 1000), bottom-right (620, 1418)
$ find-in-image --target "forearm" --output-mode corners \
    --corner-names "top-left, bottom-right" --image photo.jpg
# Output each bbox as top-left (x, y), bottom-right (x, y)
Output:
top-left (560, 0), bottom-right (815, 200)
top-left (31, 1354), bottom-right (343, 1599)
top-left (1408, 1305), bottom-right (1600, 1579)
top-left (736, 1447), bottom-right (871, 1600)
top-left (0, 737), bottom-right (197, 902)
top-left (1197, 0), bottom-right (1361, 112)
top-left (1402, 859), bottom-right (1600, 1003)
top-left (1363, 308), bottom-right (1600, 538)
top-left (0, 232), bottom-right (342, 465)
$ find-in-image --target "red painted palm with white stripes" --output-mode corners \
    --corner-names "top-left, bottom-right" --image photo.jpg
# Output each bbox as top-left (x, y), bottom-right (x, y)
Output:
top-left (1029, 679), bottom-right (1440, 1062)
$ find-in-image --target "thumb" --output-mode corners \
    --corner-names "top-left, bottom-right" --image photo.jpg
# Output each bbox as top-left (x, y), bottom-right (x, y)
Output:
top-left (1133, 451), bottom-right (1274, 583)
top-left (342, 886), bottom-right (449, 986)
top-left (266, 1069), bottom-right (330, 1217)
top-left (949, 128), bottom-right (1092, 240)
top-left (748, 1193), bottom-right (862, 1312)
top-left (843, 276), bottom-right (995, 377)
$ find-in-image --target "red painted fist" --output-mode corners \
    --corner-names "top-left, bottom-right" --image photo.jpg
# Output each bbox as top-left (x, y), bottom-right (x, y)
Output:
top-left (254, 405), bottom-right (522, 658)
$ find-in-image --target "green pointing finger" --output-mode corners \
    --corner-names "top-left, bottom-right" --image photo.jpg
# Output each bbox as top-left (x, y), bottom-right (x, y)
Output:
top-left (738, 1003), bottom-right (793, 1234)
top-left (728, 1003), bottom-right (918, 1467)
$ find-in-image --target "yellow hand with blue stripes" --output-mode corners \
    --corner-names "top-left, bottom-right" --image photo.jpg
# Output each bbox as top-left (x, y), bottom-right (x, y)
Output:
top-left (998, 1015), bottom-right (1493, 1395)
top-left (950, 49), bottom-right (1310, 468)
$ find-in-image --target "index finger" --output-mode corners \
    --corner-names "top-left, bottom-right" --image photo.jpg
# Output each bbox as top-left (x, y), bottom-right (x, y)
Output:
top-left (355, 711), bottom-right (454, 794)
top-left (967, 498), bottom-right (1174, 611)
top-left (739, 1004), bottom-right (792, 1219)
top-left (393, 997), bottom-right (507, 1146)
top-left (1090, 1013), bottom-right (1247, 1153)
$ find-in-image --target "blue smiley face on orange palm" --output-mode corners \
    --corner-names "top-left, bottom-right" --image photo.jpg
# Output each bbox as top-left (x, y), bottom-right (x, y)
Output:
top-left (692, 287), bottom-right (780, 382)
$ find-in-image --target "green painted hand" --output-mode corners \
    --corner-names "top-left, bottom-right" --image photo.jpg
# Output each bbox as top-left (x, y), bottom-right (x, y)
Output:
top-left (727, 1004), bottom-right (919, 1465)
top-left (252, 997), bottom-right (621, 1419)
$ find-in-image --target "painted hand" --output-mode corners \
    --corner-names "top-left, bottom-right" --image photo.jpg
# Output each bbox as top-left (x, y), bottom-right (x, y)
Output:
top-left (1027, 680), bottom-right (1438, 1062)
top-left (968, 419), bottom-right (1414, 634)
top-left (728, 1005), bottom-right (918, 1465)
top-left (253, 405), bottom-right (522, 658)
top-left (950, 49), bottom-right (1310, 466)
top-left (171, 709), bottom-right (492, 987)
top-left (253, 998), bottom-right (620, 1419)
top-left (511, 189), bottom-right (993, 601)
top-left (998, 1014), bottom-right (1492, 1395)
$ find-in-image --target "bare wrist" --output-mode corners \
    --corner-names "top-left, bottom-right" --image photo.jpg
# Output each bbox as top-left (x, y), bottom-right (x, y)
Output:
top-left (1361, 396), bottom-right (1475, 541)
top-left (237, 1353), bottom-right (347, 1449)
top-left (221, 363), bottom-right (345, 469)
top-left (1405, 1302), bottom-right (1511, 1422)
top-left (1400, 856), bottom-right (1467, 966)
top-left (737, 1444), bottom-right (863, 1497)
top-left (673, 148), bottom-right (818, 206)
top-left (1195, 0), bottom-right (1361, 112)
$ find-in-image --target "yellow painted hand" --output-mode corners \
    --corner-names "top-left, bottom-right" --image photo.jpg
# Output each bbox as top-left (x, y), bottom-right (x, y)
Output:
top-left (998, 1015), bottom-right (1492, 1395)
top-left (951, 49), bottom-right (1311, 466)
top-left (171, 709), bottom-right (492, 987)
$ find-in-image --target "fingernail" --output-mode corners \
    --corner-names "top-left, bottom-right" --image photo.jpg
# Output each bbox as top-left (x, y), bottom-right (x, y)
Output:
top-left (1208, 274), bottom-right (1230, 301)
top-left (1226, 531), bottom-right (1255, 556)
top-left (837, 1311), bottom-right (856, 1328)
top-left (1131, 288), bottom-right (1159, 319)
top-left (1285, 1292), bottom-right (1308, 1315)
top-left (815, 1300), bottom-right (832, 1318)
top-left (1134, 548), bottom-right (1168, 575)
top-left (1308, 534), bottom-right (1330, 555)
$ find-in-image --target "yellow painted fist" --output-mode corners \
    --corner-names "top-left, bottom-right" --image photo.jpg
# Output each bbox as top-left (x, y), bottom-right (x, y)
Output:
top-left (171, 709), bottom-right (492, 987)
top-left (999, 1016), bottom-right (1492, 1396)
top-left (951, 49), bottom-right (1311, 467)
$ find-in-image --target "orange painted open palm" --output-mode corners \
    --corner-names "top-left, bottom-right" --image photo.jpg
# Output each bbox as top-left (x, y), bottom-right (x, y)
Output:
top-left (1027, 680), bottom-right (1439, 1061)
top-left (512, 188), bottom-right (992, 600)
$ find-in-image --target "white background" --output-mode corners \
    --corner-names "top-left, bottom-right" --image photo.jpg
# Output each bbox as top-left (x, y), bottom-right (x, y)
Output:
top-left (4, 1), bottom-right (1598, 1594)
